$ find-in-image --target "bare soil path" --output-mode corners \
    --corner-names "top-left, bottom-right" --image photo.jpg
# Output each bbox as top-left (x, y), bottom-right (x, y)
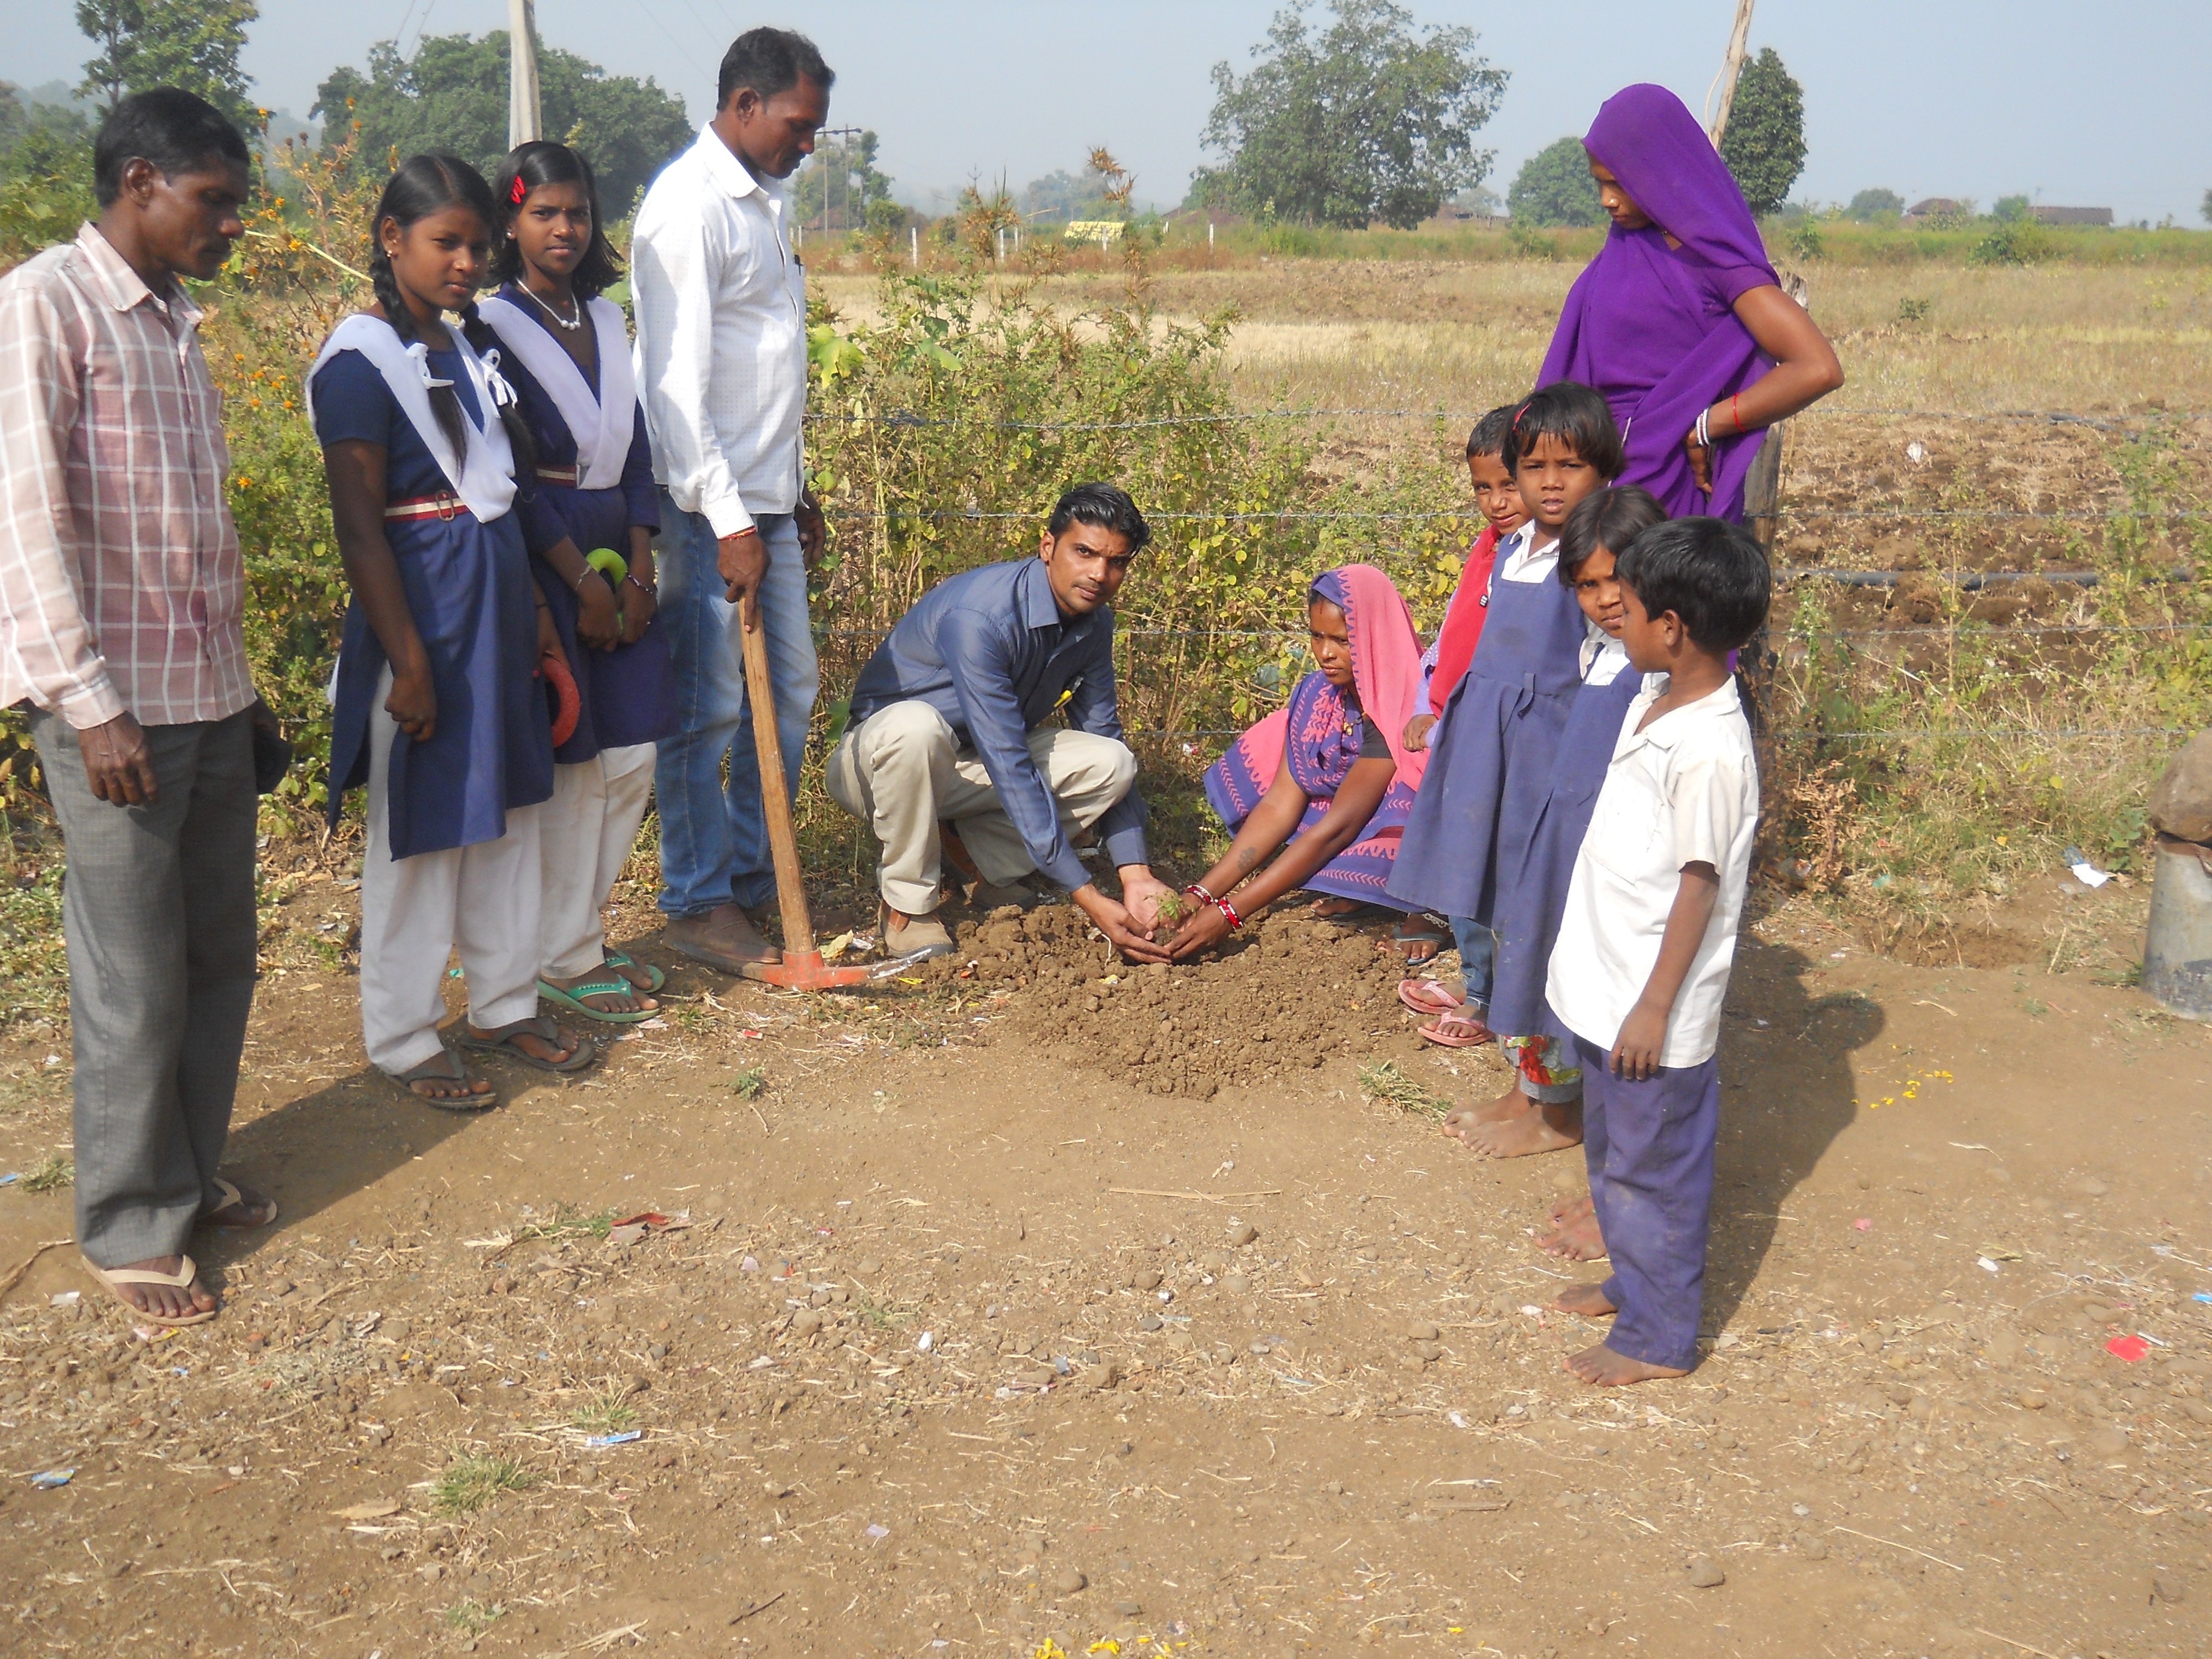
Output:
top-left (1, 873), bottom-right (2206, 1659)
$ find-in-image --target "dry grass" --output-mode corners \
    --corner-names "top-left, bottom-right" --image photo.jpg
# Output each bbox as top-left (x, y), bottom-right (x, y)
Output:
top-left (822, 260), bottom-right (2212, 418)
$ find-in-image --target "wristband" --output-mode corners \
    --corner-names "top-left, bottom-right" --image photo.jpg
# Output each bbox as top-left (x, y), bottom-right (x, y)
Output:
top-left (1212, 895), bottom-right (1243, 931)
top-left (1184, 881), bottom-right (1217, 906)
top-left (572, 565), bottom-right (598, 595)
top-left (625, 573), bottom-right (657, 599)
top-left (1731, 391), bottom-right (1745, 434)
top-left (1693, 408), bottom-right (1710, 450)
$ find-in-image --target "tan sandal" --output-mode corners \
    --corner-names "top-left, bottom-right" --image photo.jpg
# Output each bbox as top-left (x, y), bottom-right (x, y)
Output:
top-left (202, 1176), bottom-right (278, 1229)
top-left (84, 1253), bottom-right (218, 1326)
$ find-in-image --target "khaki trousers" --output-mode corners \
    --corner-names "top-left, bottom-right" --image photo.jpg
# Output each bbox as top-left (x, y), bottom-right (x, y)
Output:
top-left (826, 699), bottom-right (1136, 916)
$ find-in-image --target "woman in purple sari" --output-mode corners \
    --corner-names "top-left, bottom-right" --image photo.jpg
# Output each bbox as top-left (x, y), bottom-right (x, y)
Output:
top-left (1538, 84), bottom-right (1843, 520)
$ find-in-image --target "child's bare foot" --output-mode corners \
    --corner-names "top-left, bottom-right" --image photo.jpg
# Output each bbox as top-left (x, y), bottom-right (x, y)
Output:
top-left (1441, 1084), bottom-right (1528, 1142)
top-left (1552, 1281), bottom-right (1617, 1318)
top-left (1565, 1342), bottom-right (1689, 1386)
top-left (1540, 1197), bottom-right (1606, 1260)
top-left (1462, 1098), bottom-right (1583, 1159)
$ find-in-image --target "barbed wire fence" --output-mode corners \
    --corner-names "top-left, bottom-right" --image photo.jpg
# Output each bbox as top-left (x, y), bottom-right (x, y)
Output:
top-left (800, 400), bottom-right (2206, 749)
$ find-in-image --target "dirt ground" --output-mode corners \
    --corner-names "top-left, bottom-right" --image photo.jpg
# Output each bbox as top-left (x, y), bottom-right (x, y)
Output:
top-left (2, 857), bottom-right (2209, 1659)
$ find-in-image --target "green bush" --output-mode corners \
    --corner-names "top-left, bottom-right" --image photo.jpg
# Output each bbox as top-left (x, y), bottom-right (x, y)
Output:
top-left (1969, 217), bottom-right (2055, 267)
top-left (1508, 136), bottom-right (1604, 228)
top-left (801, 256), bottom-right (1473, 745)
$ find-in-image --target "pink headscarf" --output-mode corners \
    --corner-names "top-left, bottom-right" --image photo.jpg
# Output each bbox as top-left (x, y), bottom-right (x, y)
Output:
top-left (1222, 564), bottom-right (1430, 801)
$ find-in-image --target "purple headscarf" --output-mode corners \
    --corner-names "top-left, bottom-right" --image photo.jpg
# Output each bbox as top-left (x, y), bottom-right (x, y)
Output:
top-left (1536, 83), bottom-right (1781, 520)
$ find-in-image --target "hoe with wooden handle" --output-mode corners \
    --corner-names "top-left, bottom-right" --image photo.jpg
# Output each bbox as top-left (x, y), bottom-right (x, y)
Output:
top-left (735, 592), bottom-right (867, 990)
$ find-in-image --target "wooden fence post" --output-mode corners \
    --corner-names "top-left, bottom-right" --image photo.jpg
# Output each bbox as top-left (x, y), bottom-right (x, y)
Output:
top-left (1738, 275), bottom-right (1807, 787)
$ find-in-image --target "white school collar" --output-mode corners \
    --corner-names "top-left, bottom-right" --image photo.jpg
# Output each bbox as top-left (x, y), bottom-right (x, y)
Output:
top-left (306, 314), bottom-right (518, 521)
top-left (477, 293), bottom-right (636, 491)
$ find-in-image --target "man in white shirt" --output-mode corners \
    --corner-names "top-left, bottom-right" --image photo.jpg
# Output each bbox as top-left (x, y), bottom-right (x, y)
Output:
top-left (1542, 518), bottom-right (1767, 1387)
top-left (632, 27), bottom-right (832, 971)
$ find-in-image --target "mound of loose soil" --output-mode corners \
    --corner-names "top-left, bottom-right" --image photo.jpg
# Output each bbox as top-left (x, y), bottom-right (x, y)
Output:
top-left (957, 902), bottom-right (1426, 1098)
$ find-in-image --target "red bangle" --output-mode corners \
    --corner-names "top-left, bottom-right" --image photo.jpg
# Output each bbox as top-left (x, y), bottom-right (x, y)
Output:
top-left (1185, 881), bottom-right (1217, 906)
top-left (1731, 392), bottom-right (1745, 434)
top-left (1213, 895), bottom-right (1243, 931)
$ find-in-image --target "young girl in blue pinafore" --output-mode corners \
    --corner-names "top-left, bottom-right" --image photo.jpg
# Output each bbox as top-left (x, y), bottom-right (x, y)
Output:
top-left (479, 141), bottom-right (679, 1026)
top-left (1486, 486), bottom-right (1668, 1254)
top-left (311, 154), bottom-right (593, 1108)
top-left (1385, 382), bottom-right (1623, 1156)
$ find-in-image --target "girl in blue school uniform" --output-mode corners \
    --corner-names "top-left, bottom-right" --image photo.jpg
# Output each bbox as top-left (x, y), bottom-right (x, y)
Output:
top-left (479, 141), bottom-right (679, 1026)
top-left (1486, 484), bottom-right (1667, 1258)
top-left (311, 153), bottom-right (595, 1108)
top-left (1385, 382), bottom-right (1623, 1157)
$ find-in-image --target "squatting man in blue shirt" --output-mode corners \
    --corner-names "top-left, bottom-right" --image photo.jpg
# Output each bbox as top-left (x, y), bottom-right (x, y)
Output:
top-left (827, 483), bottom-right (1175, 964)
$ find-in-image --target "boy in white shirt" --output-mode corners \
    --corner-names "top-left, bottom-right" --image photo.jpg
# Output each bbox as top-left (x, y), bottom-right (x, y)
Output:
top-left (1542, 518), bottom-right (1769, 1385)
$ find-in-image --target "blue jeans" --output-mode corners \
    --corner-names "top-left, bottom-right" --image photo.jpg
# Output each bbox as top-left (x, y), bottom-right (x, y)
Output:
top-left (653, 501), bottom-right (820, 916)
top-left (1451, 916), bottom-right (1496, 1010)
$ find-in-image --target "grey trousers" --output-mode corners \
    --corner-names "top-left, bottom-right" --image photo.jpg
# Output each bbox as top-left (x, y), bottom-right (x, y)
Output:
top-left (31, 707), bottom-right (259, 1267)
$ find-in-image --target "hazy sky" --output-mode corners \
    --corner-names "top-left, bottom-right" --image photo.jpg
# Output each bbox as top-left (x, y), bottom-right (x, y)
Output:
top-left (12, 1), bottom-right (2211, 223)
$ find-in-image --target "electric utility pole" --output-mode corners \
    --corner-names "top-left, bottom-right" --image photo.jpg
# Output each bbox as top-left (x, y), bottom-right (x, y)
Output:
top-left (1707, 0), bottom-right (1755, 147)
top-left (508, 0), bottom-right (542, 148)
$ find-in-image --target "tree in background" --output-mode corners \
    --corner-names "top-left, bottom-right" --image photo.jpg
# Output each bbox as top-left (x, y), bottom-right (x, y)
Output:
top-left (1507, 136), bottom-right (1603, 228)
top-left (1196, 0), bottom-right (1506, 230)
top-left (0, 85), bottom-right (98, 264)
top-left (314, 33), bottom-right (691, 216)
top-left (790, 129), bottom-right (893, 232)
top-left (1846, 187), bottom-right (1903, 222)
top-left (75, 0), bottom-right (263, 137)
top-left (1991, 194), bottom-right (2032, 222)
top-left (1718, 46), bottom-right (1805, 217)
top-left (1021, 169), bottom-right (1088, 225)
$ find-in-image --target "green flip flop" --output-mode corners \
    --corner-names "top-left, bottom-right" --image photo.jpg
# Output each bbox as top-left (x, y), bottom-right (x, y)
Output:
top-left (537, 974), bottom-right (658, 1025)
top-left (602, 949), bottom-right (666, 994)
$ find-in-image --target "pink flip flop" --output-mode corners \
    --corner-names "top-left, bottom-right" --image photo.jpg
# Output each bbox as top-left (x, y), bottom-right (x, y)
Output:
top-left (1397, 977), bottom-right (1463, 1017)
top-left (1418, 1008), bottom-right (1495, 1049)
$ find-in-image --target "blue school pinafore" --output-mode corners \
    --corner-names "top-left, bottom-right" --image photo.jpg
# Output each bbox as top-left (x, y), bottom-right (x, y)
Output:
top-left (309, 315), bottom-right (554, 860)
top-left (478, 288), bottom-right (677, 761)
top-left (1484, 649), bottom-right (1647, 1039)
top-left (1386, 534), bottom-right (1587, 925)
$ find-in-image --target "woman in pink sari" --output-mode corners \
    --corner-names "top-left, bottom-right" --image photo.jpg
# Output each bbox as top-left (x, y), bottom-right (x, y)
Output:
top-left (1168, 565), bottom-right (1428, 959)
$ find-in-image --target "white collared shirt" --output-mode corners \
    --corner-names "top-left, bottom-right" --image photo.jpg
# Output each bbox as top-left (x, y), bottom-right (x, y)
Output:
top-left (1545, 675), bottom-right (1759, 1067)
top-left (631, 126), bottom-right (807, 538)
top-left (1493, 520), bottom-right (1559, 585)
top-left (1580, 627), bottom-right (1631, 685)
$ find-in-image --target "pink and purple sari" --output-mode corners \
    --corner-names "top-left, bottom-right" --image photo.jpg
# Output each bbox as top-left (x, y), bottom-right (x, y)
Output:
top-left (1202, 565), bottom-right (1429, 909)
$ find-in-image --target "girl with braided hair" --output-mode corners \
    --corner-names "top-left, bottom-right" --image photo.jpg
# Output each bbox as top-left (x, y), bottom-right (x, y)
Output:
top-left (311, 153), bottom-right (596, 1108)
top-left (479, 141), bottom-right (677, 1026)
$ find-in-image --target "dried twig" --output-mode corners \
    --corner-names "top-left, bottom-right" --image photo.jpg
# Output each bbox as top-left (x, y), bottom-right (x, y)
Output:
top-left (0, 1238), bottom-right (75, 1300)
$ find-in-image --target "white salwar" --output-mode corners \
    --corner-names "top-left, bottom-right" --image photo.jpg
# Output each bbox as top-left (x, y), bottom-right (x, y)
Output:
top-left (316, 324), bottom-right (541, 1078)
top-left (538, 742), bottom-right (656, 982)
top-left (360, 669), bottom-right (545, 1074)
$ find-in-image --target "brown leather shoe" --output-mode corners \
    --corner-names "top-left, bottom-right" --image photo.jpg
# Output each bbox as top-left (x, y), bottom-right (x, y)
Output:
top-left (663, 902), bottom-right (781, 972)
top-left (881, 907), bottom-right (956, 962)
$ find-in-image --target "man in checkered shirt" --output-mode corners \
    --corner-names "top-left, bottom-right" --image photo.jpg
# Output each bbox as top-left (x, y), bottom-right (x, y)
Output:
top-left (0, 90), bottom-right (282, 1325)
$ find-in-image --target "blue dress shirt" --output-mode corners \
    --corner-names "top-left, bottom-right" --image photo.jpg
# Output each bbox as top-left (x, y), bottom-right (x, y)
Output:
top-left (847, 556), bottom-right (1148, 891)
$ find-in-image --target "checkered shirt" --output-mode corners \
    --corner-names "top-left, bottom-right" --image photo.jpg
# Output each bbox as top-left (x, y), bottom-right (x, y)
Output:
top-left (0, 223), bottom-right (253, 729)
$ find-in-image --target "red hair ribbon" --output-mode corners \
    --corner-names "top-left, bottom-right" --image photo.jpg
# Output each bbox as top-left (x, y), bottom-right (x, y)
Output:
top-left (510, 175), bottom-right (528, 206)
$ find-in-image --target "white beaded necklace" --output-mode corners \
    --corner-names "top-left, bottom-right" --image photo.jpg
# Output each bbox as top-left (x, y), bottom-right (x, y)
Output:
top-left (519, 280), bottom-right (583, 332)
